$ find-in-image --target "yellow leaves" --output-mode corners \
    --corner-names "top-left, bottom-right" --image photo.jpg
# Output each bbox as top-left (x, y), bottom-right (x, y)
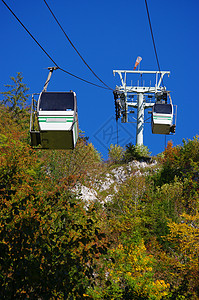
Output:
top-left (117, 243), bottom-right (123, 250)
top-left (126, 271), bottom-right (132, 277)
top-left (153, 279), bottom-right (170, 288)
top-left (0, 133), bottom-right (8, 147)
top-left (181, 212), bottom-right (199, 222)
top-left (16, 289), bottom-right (27, 295)
top-left (107, 240), bottom-right (170, 299)
top-left (151, 280), bottom-right (170, 299)
top-left (165, 213), bottom-right (199, 295)
top-left (167, 213), bottom-right (199, 265)
top-left (168, 212), bottom-right (199, 242)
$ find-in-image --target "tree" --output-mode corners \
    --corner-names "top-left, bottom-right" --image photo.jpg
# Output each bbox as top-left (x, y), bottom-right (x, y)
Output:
top-left (0, 139), bottom-right (108, 298)
top-left (0, 107), bottom-right (108, 299)
top-left (88, 240), bottom-right (170, 299)
top-left (124, 143), bottom-right (151, 162)
top-left (154, 137), bottom-right (199, 187)
top-left (40, 136), bottom-right (102, 187)
top-left (0, 72), bottom-right (29, 118)
top-left (1, 73), bottom-right (199, 299)
top-left (108, 144), bottom-right (124, 163)
top-left (165, 213), bottom-right (199, 299)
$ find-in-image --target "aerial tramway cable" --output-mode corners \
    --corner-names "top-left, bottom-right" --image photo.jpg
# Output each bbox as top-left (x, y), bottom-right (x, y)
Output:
top-left (145, 0), bottom-right (176, 137)
top-left (43, 0), bottom-right (113, 91)
top-left (144, 0), bottom-right (165, 87)
top-left (1, 0), bottom-right (111, 90)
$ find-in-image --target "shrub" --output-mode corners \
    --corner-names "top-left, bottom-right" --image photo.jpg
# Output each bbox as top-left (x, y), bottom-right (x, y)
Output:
top-left (108, 144), bottom-right (125, 163)
top-left (123, 143), bottom-right (151, 162)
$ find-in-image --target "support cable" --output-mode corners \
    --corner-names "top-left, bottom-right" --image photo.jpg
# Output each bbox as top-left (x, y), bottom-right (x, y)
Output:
top-left (1, 0), bottom-right (110, 90)
top-left (43, 0), bottom-right (113, 91)
top-left (144, 0), bottom-right (164, 86)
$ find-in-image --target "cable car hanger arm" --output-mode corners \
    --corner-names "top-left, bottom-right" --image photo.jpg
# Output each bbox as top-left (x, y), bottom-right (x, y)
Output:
top-left (42, 67), bottom-right (58, 92)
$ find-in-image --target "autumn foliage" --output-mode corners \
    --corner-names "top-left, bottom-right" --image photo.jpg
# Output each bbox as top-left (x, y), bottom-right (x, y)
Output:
top-left (0, 74), bottom-right (199, 299)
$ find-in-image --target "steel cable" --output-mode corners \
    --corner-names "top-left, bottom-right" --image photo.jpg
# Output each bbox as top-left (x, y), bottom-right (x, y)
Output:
top-left (43, 0), bottom-right (113, 91)
top-left (1, 0), bottom-right (110, 90)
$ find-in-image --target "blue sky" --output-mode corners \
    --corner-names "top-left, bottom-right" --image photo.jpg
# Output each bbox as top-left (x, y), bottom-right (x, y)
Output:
top-left (1, 0), bottom-right (199, 159)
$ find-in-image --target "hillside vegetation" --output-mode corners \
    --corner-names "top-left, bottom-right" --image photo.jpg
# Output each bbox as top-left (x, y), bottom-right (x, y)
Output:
top-left (0, 74), bottom-right (199, 299)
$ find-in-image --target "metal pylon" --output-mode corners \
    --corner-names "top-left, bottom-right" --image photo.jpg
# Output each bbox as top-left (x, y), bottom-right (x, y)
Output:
top-left (113, 70), bottom-right (170, 145)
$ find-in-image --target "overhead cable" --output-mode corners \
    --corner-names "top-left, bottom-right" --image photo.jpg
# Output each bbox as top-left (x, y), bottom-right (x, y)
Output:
top-left (144, 0), bottom-right (164, 84)
top-left (1, 0), bottom-right (110, 90)
top-left (43, 0), bottom-right (113, 91)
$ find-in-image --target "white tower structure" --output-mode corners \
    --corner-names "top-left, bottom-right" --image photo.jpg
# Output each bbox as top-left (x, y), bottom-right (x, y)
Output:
top-left (113, 70), bottom-right (171, 145)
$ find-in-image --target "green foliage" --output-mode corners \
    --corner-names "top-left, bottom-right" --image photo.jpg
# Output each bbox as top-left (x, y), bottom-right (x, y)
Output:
top-left (152, 138), bottom-right (199, 215)
top-left (0, 133), bottom-right (8, 147)
top-left (105, 174), bottom-right (146, 241)
top-left (88, 240), bottom-right (170, 299)
top-left (40, 136), bottom-right (102, 186)
top-left (163, 213), bottom-right (199, 299)
top-left (0, 187), bottom-right (108, 298)
top-left (0, 99), bottom-right (108, 299)
top-left (1, 75), bottom-right (199, 299)
top-left (108, 144), bottom-right (124, 163)
top-left (124, 143), bottom-right (151, 162)
top-left (142, 179), bottom-right (184, 245)
top-left (0, 72), bottom-right (29, 117)
top-left (0, 138), bottom-right (108, 298)
top-left (154, 137), bottom-right (199, 186)
top-left (0, 73), bottom-right (30, 136)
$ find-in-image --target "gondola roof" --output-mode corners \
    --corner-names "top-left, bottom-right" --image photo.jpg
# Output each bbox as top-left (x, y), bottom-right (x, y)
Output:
top-left (39, 92), bottom-right (75, 111)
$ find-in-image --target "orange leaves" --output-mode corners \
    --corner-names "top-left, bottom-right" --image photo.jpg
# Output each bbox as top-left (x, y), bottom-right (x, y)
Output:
top-left (162, 140), bottom-right (179, 164)
top-left (1, 74), bottom-right (199, 299)
top-left (162, 137), bottom-right (199, 177)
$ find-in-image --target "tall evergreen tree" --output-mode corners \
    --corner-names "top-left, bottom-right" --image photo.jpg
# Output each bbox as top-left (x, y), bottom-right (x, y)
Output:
top-left (0, 72), bottom-right (29, 117)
